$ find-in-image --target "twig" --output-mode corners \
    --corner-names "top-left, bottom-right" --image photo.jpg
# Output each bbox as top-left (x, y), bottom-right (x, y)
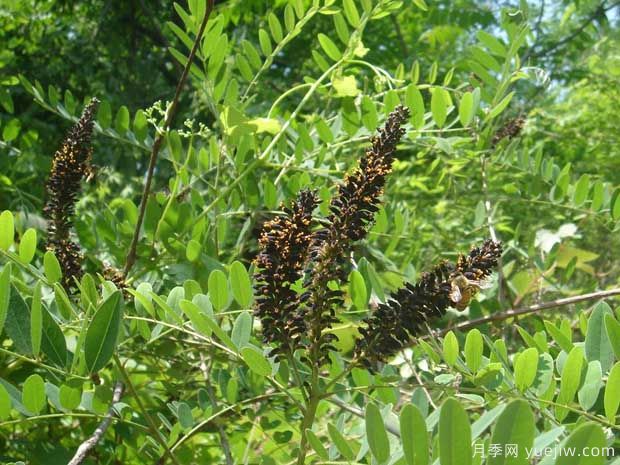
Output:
top-left (429, 288), bottom-right (620, 338)
top-left (532, 1), bottom-right (620, 59)
top-left (168, 393), bottom-right (281, 454)
top-left (522, 0), bottom-right (546, 62)
top-left (114, 355), bottom-right (182, 465)
top-left (406, 358), bottom-right (438, 410)
top-left (199, 353), bottom-right (234, 465)
top-left (124, 0), bottom-right (215, 275)
top-left (480, 155), bottom-right (506, 304)
top-left (390, 14), bottom-right (409, 57)
top-left (67, 382), bottom-right (124, 465)
top-left (327, 397), bottom-right (400, 437)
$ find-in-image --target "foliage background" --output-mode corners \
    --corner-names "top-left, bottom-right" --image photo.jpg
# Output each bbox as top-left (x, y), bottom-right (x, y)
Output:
top-left (1, 0), bottom-right (620, 464)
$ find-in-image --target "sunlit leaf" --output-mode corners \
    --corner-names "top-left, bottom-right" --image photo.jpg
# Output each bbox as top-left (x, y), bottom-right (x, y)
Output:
top-left (84, 291), bottom-right (123, 373)
top-left (400, 403), bottom-right (428, 465)
top-left (317, 33), bottom-right (342, 60)
top-left (0, 210), bottom-right (14, 251)
top-left (439, 398), bottom-right (471, 465)
top-left (22, 374), bottom-right (46, 415)
top-left (365, 403), bottom-right (390, 463)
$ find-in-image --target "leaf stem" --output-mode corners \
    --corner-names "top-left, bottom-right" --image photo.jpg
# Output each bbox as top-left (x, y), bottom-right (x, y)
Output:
top-left (199, 352), bottom-right (234, 465)
top-left (296, 393), bottom-right (320, 465)
top-left (0, 411), bottom-right (147, 430)
top-left (113, 355), bottom-right (182, 465)
top-left (0, 248), bottom-right (51, 286)
top-left (0, 347), bottom-right (88, 381)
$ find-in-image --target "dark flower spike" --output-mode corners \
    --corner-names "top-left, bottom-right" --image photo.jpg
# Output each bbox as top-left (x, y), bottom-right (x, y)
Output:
top-left (491, 116), bottom-right (525, 147)
top-left (44, 98), bottom-right (99, 290)
top-left (355, 239), bottom-right (502, 365)
top-left (304, 105), bottom-right (410, 365)
top-left (253, 190), bottom-right (319, 354)
top-left (315, 104), bottom-right (410, 255)
top-left (455, 239), bottom-right (503, 281)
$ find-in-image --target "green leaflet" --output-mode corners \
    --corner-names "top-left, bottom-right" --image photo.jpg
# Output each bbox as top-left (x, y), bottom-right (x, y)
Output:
top-left (229, 261), bottom-right (253, 308)
top-left (556, 423), bottom-right (606, 465)
top-left (84, 291), bottom-right (123, 373)
top-left (240, 346), bottom-right (271, 376)
top-left (0, 264), bottom-right (10, 336)
top-left (400, 403), bottom-right (428, 465)
top-left (439, 398), bottom-right (471, 465)
top-left (585, 302), bottom-right (614, 372)
top-left (22, 374), bottom-right (46, 415)
top-left (365, 403), bottom-right (390, 463)
top-left (487, 400), bottom-right (534, 465)
top-left (208, 269), bottom-right (229, 311)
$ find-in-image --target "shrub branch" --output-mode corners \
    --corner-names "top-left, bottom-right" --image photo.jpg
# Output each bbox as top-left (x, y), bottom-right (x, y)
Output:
top-left (124, 0), bottom-right (215, 275)
top-left (431, 287), bottom-right (620, 337)
top-left (66, 382), bottom-right (124, 465)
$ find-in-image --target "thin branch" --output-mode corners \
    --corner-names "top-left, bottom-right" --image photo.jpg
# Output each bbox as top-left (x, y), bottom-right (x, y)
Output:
top-left (406, 358), bottom-right (438, 410)
top-left (390, 14), bottom-right (409, 57)
top-left (522, 0), bottom-right (546, 62)
top-left (168, 393), bottom-right (282, 454)
top-left (532, 1), bottom-right (619, 59)
top-left (124, 0), bottom-right (215, 275)
top-left (199, 353), bottom-right (234, 465)
top-left (480, 155), bottom-right (506, 305)
top-left (430, 288), bottom-right (620, 338)
top-left (67, 382), bottom-right (124, 465)
top-left (327, 397), bottom-right (400, 436)
top-left (114, 355), bottom-right (182, 465)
